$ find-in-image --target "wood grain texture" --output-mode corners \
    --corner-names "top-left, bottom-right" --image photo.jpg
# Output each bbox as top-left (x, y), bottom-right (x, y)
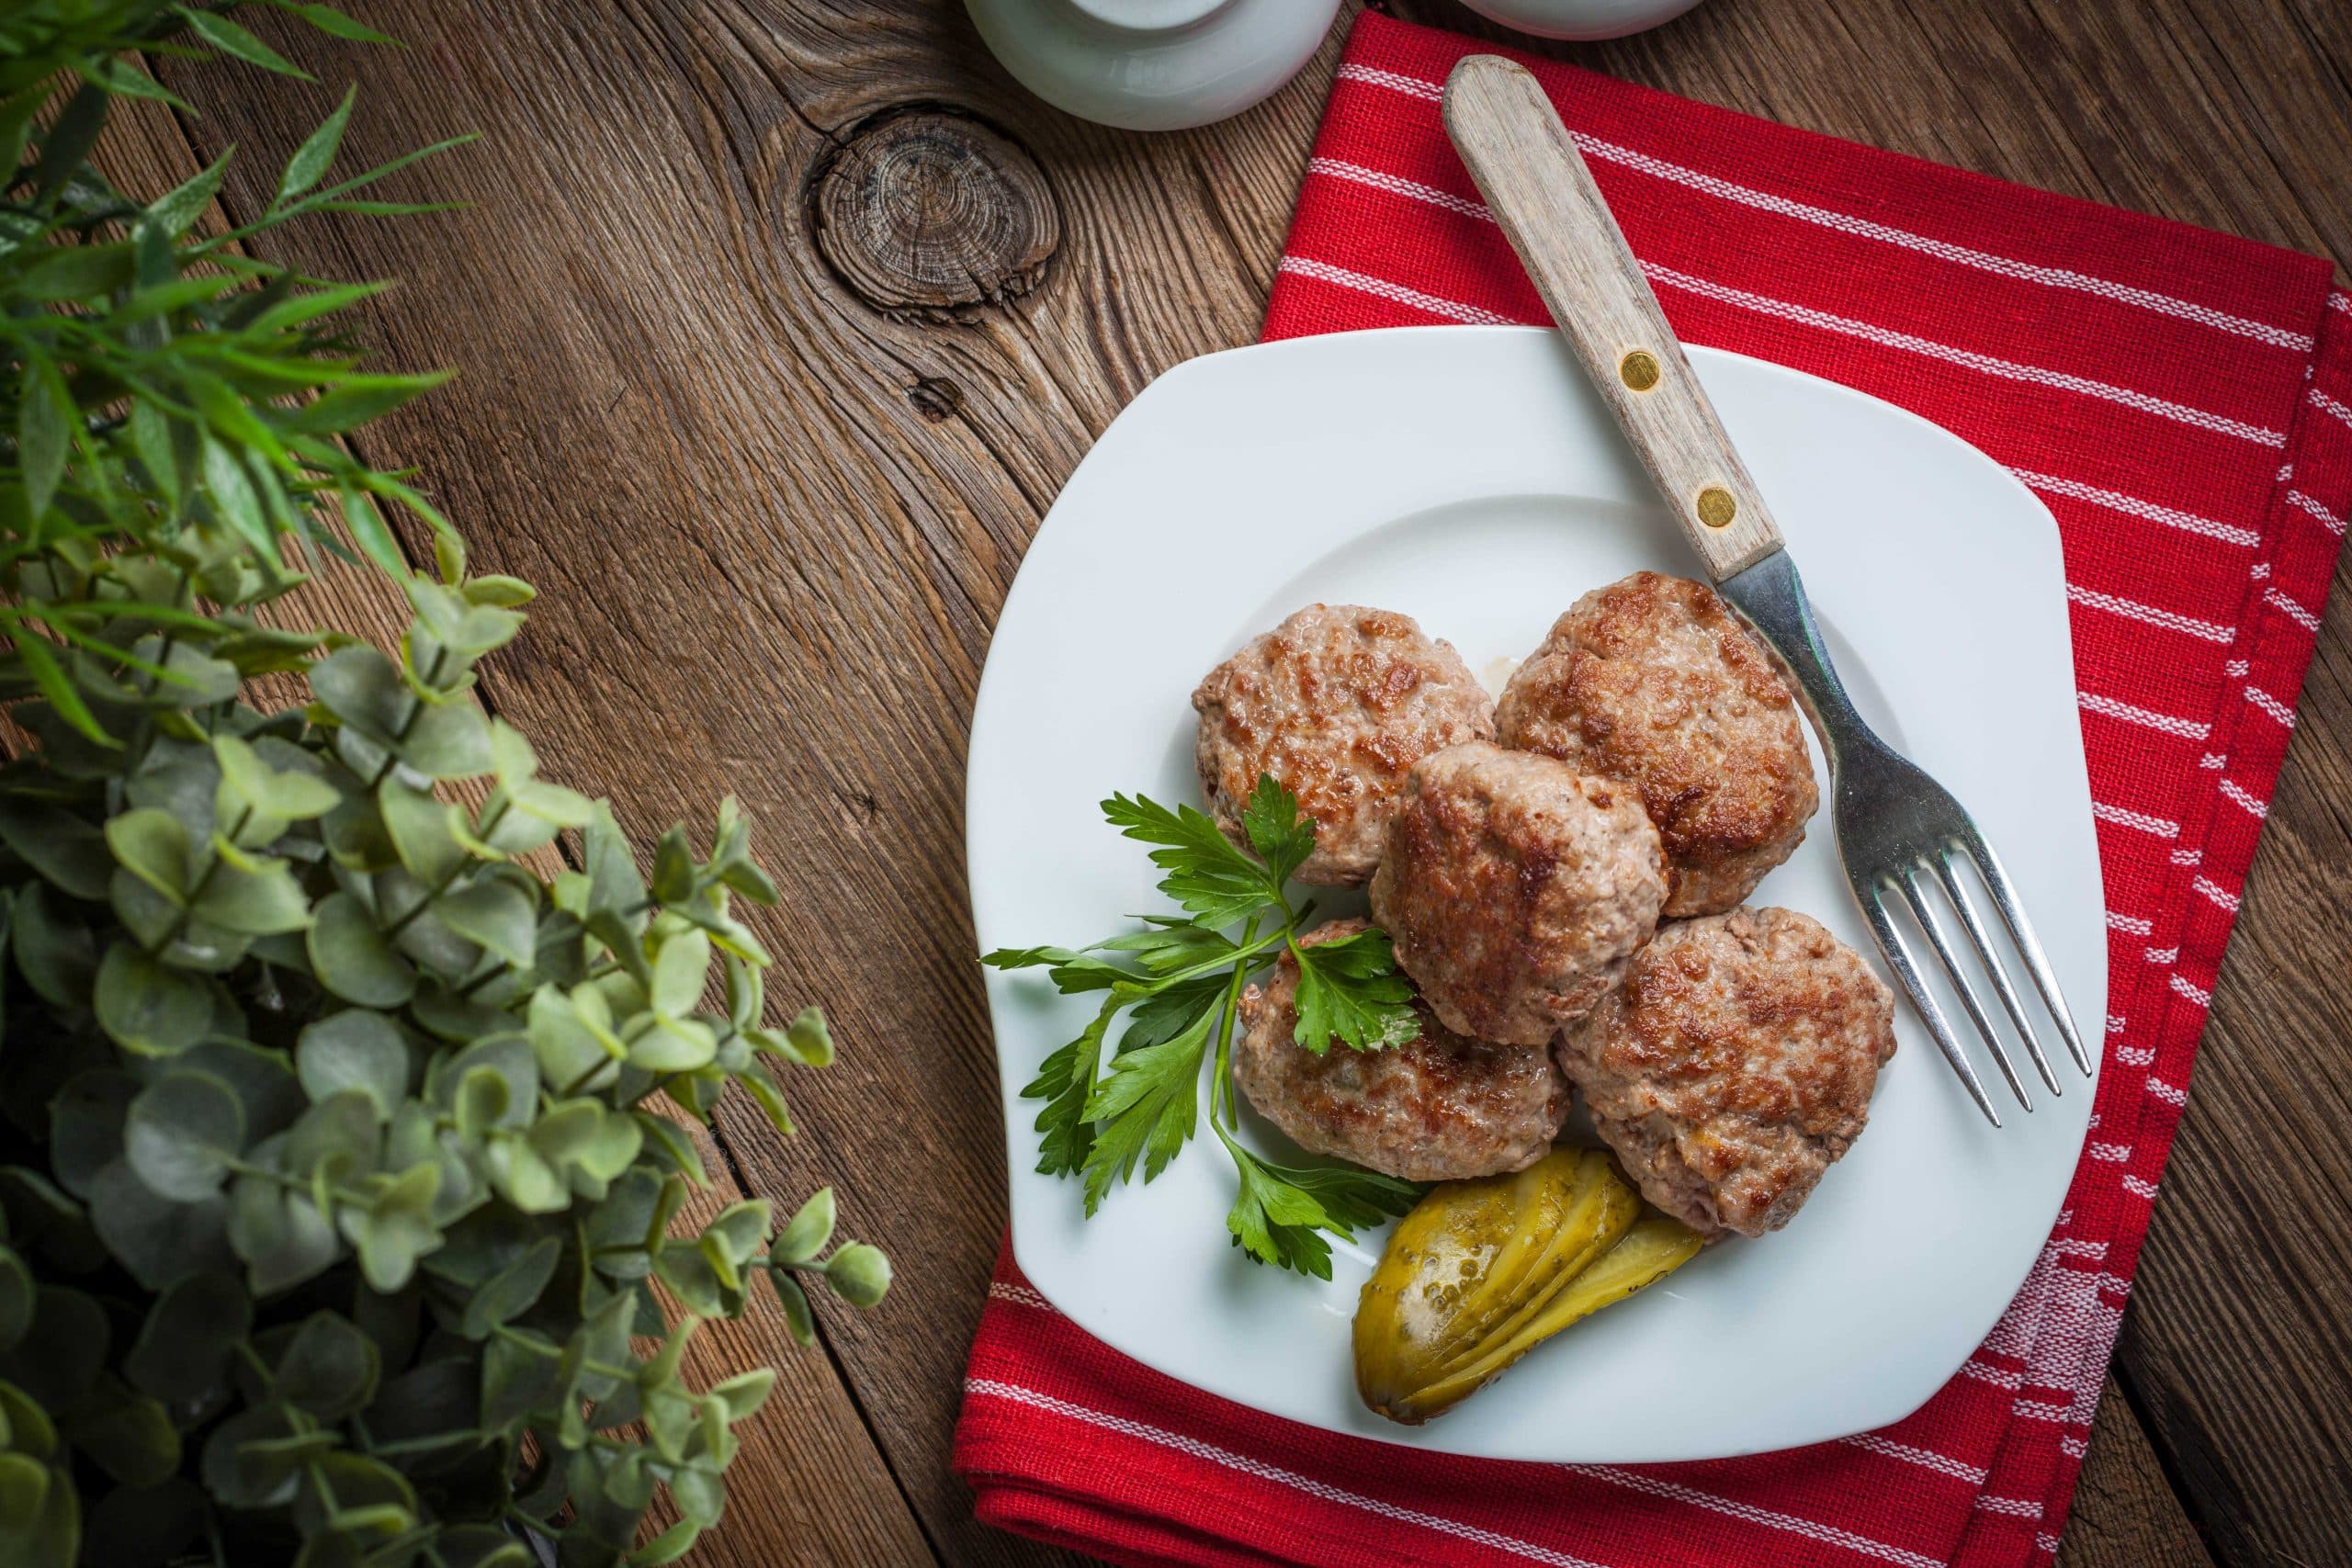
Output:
top-left (135, 0), bottom-right (2348, 1562)
top-left (2064, 1377), bottom-right (2212, 1568)
top-left (1441, 54), bottom-right (1783, 578)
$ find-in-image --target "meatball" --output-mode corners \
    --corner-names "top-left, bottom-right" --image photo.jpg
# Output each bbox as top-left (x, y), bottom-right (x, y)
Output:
top-left (1558, 907), bottom-right (1895, 1240)
top-left (1193, 604), bottom-right (1495, 887)
top-left (1497, 572), bottom-right (1816, 917)
top-left (1234, 919), bottom-right (1567, 1181)
top-left (1368, 741), bottom-right (1666, 1046)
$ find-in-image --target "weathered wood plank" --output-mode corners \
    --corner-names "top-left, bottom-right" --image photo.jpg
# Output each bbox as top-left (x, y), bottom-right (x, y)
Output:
top-left (2060, 1377), bottom-right (2212, 1568)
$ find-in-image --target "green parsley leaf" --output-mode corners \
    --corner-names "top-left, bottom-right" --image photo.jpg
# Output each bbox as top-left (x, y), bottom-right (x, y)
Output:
top-left (1079, 1007), bottom-right (1215, 1213)
top-left (1291, 927), bottom-right (1421, 1055)
top-left (1239, 773), bottom-right (1317, 886)
top-left (1220, 1131), bottom-right (1420, 1280)
top-left (1022, 993), bottom-right (1120, 1178)
top-left (1102, 792), bottom-right (1281, 926)
top-left (1117, 975), bottom-right (1228, 1052)
top-left (981, 944), bottom-right (1131, 994)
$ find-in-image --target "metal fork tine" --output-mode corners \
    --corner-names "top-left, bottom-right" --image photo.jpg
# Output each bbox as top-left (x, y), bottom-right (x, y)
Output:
top-left (1934, 852), bottom-right (2063, 1095)
top-left (1859, 882), bottom-right (2001, 1127)
top-left (1962, 830), bottom-right (2095, 1077)
top-left (1898, 868), bottom-right (2030, 1111)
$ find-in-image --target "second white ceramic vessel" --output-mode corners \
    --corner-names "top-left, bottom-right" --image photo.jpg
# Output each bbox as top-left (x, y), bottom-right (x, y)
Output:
top-left (966, 0), bottom-right (1341, 132)
top-left (1459, 0), bottom-right (1705, 40)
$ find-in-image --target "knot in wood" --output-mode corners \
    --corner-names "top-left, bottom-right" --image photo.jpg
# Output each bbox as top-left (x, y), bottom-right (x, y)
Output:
top-left (809, 106), bottom-right (1058, 323)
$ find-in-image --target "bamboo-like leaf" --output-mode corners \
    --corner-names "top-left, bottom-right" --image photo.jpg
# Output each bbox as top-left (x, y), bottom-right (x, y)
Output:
top-left (149, 147), bottom-right (232, 237)
top-left (17, 350), bottom-right (71, 517)
top-left (9, 626), bottom-right (115, 748)
top-left (175, 6), bottom-right (311, 78)
top-left (287, 4), bottom-right (400, 45)
top-left (277, 84), bottom-right (354, 204)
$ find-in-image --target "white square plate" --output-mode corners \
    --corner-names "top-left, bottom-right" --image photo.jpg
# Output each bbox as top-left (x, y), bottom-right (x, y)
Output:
top-left (967, 326), bottom-right (2103, 1462)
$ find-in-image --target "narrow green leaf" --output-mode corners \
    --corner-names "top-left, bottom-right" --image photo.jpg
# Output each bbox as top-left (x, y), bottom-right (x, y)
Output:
top-left (148, 147), bottom-right (232, 237)
top-left (290, 3), bottom-right (399, 43)
top-left (278, 85), bottom-right (355, 203)
top-left (18, 351), bottom-right (72, 518)
top-left (13, 625), bottom-right (117, 748)
top-left (200, 434), bottom-right (274, 554)
top-left (176, 5), bottom-right (311, 77)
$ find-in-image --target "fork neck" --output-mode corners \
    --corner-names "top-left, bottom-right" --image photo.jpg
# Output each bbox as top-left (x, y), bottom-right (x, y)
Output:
top-left (1715, 548), bottom-right (1871, 773)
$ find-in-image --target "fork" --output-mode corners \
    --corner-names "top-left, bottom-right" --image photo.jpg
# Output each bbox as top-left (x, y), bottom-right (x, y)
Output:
top-left (1443, 55), bottom-right (2093, 1123)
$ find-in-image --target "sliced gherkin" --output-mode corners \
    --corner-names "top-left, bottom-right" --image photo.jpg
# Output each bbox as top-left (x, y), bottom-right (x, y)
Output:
top-left (1354, 1150), bottom-right (1702, 1424)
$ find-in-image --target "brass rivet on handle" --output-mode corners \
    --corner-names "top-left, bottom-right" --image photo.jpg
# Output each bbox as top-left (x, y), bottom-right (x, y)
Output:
top-left (1696, 487), bottom-right (1737, 528)
top-left (1619, 350), bottom-right (1660, 391)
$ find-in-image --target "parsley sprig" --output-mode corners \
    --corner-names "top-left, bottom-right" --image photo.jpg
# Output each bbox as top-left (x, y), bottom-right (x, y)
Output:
top-left (985, 777), bottom-right (1424, 1278)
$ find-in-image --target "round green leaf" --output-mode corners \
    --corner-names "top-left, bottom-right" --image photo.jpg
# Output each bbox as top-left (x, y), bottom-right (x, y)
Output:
top-left (770, 1187), bottom-right (834, 1267)
top-left (87, 1162), bottom-right (235, 1292)
top-left (188, 853), bottom-right (311, 936)
top-left (0, 1288), bottom-right (107, 1411)
top-left (823, 1243), bottom-right (892, 1309)
top-left (648, 928), bottom-right (710, 1016)
top-left (296, 1009), bottom-right (410, 1116)
top-left (0, 1247), bottom-right (31, 1353)
top-left (125, 1270), bottom-right (251, 1404)
top-left (262, 1311), bottom-right (379, 1420)
top-left (198, 1404), bottom-right (318, 1509)
top-left (457, 1235), bottom-right (559, 1339)
top-left (13, 883), bottom-right (96, 1009)
top-left (104, 807), bottom-right (191, 904)
top-left (336, 1163), bottom-right (442, 1292)
top-left (0, 800), bottom-right (110, 901)
top-left (63, 1375), bottom-right (179, 1487)
top-left (227, 1175), bottom-right (340, 1298)
top-left (671, 1464), bottom-right (725, 1529)
top-left (81, 1476), bottom-right (204, 1568)
top-left (47, 1070), bottom-right (137, 1200)
top-left (306, 889), bottom-right (415, 1006)
top-left (398, 699), bottom-right (492, 779)
top-left (433, 877), bottom-right (536, 969)
top-left (123, 1071), bottom-right (245, 1201)
top-left (178, 1040), bottom-right (306, 1141)
top-left (0, 1452), bottom-right (50, 1536)
top-left (93, 942), bottom-right (214, 1056)
top-left (309, 644), bottom-right (406, 739)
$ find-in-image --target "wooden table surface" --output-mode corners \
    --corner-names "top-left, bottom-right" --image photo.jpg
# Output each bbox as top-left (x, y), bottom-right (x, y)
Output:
top-left (135, 1), bottom-right (2350, 1562)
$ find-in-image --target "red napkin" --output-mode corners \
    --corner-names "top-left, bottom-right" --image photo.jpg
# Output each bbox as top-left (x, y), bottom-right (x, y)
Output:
top-left (955, 15), bottom-right (2350, 1566)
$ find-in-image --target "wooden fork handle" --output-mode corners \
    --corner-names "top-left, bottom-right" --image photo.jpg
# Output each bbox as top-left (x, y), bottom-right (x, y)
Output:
top-left (1442, 54), bottom-right (1784, 581)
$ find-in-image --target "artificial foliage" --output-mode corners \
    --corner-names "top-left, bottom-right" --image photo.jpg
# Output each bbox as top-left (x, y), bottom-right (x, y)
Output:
top-left (0, 6), bottom-right (888, 1565)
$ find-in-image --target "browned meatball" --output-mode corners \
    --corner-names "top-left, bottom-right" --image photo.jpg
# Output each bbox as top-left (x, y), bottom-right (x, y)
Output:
top-left (1193, 604), bottom-right (1495, 887)
top-left (1369, 742), bottom-right (1666, 1046)
top-left (1498, 572), bottom-right (1816, 917)
top-left (1558, 907), bottom-right (1895, 1239)
top-left (1234, 919), bottom-right (1567, 1181)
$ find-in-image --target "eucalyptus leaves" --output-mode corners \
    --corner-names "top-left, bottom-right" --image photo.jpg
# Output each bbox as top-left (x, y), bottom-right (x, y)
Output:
top-left (0, 6), bottom-right (883, 1567)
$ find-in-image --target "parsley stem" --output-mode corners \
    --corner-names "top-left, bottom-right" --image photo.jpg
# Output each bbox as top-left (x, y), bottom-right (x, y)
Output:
top-left (1210, 914), bottom-right (1260, 1131)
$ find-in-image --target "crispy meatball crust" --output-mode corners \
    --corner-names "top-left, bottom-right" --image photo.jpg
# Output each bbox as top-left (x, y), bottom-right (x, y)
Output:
top-left (1558, 907), bottom-right (1896, 1240)
top-left (1498, 572), bottom-right (1817, 917)
top-left (1368, 742), bottom-right (1667, 1047)
top-left (1193, 604), bottom-right (1495, 887)
top-left (1234, 919), bottom-right (1568, 1181)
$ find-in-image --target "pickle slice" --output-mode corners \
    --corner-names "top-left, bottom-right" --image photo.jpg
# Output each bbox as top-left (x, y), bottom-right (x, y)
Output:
top-left (1354, 1152), bottom-right (1702, 1426)
top-left (1387, 1213), bottom-right (1703, 1424)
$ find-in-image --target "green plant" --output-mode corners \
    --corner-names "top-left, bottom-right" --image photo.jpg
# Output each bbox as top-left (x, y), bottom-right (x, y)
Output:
top-left (0, 7), bottom-right (886, 1565)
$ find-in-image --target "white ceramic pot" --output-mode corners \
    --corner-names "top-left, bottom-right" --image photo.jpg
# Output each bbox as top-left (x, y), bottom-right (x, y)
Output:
top-left (1456, 0), bottom-right (1704, 41)
top-left (966, 0), bottom-right (1342, 132)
